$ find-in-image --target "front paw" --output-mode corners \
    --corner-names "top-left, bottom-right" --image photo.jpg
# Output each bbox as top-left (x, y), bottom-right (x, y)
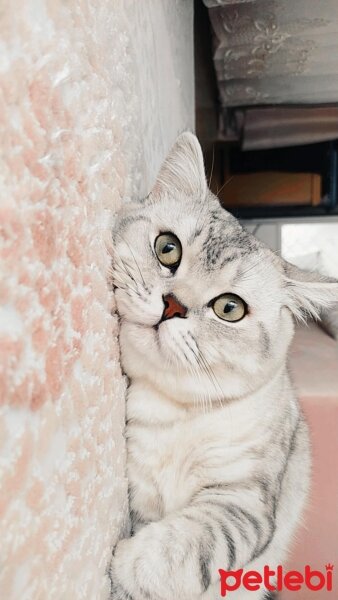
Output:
top-left (110, 539), bottom-right (130, 597)
top-left (110, 538), bottom-right (142, 599)
top-left (110, 532), bottom-right (162, 600)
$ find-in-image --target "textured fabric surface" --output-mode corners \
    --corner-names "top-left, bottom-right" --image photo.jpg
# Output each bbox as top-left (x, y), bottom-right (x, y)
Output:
top-left (0, 1), bottom-right (194, 599)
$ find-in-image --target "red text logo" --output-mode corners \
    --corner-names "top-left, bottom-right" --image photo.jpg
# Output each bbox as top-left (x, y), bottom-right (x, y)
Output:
top-left (219, 564), bottom-right (334, 596)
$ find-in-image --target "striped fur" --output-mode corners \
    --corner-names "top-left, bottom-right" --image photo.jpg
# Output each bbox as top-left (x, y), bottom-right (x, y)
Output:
top-left (110, 133), bottom-right (338, 600)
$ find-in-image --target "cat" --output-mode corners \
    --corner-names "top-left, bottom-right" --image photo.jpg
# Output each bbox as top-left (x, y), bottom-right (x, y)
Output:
top-left (110, 132), bottom-right (338, 600)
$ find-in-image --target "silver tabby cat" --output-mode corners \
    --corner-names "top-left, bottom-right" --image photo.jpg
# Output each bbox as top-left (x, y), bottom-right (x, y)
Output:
top-left (110, 133), bottom-right (338, 600)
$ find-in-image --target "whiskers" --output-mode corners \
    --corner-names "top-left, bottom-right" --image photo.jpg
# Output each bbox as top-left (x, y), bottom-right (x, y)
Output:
top-left (173, 330), bottom-right (226, 413)
top-left (117, 234), bottom-right (148, 291)
top-left (113, 255), bottom-right (141, 296)
top-left (111, 233), bottom-right (151, 302)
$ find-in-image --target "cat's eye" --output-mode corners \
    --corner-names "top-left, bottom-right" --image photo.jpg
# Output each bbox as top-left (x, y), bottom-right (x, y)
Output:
top-left (211, 293), bottom-right (247, 322)
top-left (155, 233), bottom-right (182, 268)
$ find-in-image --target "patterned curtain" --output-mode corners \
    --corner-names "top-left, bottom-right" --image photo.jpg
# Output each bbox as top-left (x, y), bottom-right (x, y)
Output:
top-left (205, 0), bottom-right (338, 106)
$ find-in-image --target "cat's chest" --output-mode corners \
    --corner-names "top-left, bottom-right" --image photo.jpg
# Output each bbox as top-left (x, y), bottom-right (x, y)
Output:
top-left (127, 421), bottom-right (203, 522)
top-left (126, 384), bottom-right (269, 524)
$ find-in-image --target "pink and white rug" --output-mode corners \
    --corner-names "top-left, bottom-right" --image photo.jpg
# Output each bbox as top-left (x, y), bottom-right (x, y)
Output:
top-left (0, 1), bottom-right (194, 598)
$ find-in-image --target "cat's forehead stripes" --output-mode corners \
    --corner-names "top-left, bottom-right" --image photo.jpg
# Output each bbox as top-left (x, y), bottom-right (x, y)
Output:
top-left (200, 213), bottom-right (260, 269)
top-left (118, 213), bottom-right (151, 232)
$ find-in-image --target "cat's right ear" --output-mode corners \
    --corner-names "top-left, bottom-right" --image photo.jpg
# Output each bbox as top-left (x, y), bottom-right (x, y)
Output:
top-left (151, 132), bottom-right (207, 200)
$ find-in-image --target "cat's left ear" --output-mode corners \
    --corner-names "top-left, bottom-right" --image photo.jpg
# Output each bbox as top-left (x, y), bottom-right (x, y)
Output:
top-left (283, 260), bottom-right (338, 320)
top-left (151, 132), bottom-right (207, 199)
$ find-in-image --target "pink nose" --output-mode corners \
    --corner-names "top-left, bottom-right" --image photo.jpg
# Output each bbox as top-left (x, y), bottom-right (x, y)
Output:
top-left (162, 293), bottom-right (187, 321)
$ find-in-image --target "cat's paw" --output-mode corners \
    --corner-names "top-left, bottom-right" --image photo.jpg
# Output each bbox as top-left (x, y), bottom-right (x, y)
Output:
top-left (110, 533), bottom-right (160, 600)
top-left (110, 538), bottom-right (138, 599)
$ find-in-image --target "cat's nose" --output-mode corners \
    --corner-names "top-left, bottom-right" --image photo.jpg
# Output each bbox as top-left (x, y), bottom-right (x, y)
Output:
top-left (162, 293), bottom-right (187, 321)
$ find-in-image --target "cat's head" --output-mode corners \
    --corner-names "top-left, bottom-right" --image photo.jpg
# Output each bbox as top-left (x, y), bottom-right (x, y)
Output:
top-left (112, 133), bottom-right (338, 403)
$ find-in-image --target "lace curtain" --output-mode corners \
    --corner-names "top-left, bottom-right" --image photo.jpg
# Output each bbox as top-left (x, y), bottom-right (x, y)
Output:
top-left (205, 0), bottom-right (338, 106)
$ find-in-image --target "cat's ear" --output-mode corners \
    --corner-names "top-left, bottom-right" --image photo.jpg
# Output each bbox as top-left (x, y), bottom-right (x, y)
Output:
top-left (152, 132), bottom-right (207, 199)
top-left (283, 260), bottom-right (338, 320)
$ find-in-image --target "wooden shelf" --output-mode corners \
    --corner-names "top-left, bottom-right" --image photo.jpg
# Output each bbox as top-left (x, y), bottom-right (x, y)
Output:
top-left (219, 171), bottom-right (322, 208)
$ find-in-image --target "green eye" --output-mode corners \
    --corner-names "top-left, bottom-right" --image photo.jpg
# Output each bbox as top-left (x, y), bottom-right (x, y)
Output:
top-left (155, 233), bottom-right (182, 268)
top-left (212, 293), bottom-right (247, 322)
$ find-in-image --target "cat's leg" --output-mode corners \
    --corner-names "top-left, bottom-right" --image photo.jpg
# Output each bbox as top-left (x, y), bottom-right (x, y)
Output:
top-left (110, 480), bottom-right (277, 600)
top-left (201, 544), bottom-right (285, 600)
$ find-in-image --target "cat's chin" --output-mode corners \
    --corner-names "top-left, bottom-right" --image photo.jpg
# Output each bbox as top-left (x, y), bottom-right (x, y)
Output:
top-left (120, 318), bottom-right (195, 376)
